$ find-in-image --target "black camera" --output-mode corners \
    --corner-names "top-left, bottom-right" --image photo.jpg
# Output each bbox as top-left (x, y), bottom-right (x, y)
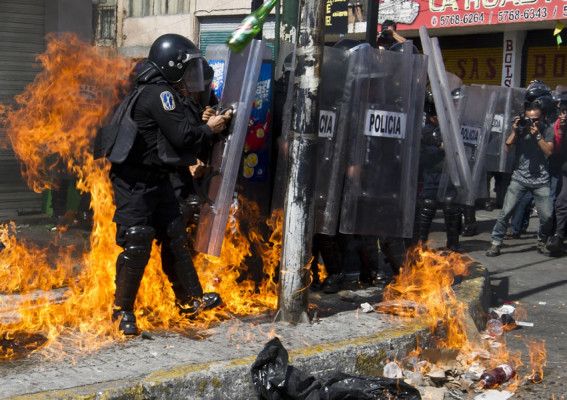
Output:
top-left (515, 112), bottom-right (535, 136)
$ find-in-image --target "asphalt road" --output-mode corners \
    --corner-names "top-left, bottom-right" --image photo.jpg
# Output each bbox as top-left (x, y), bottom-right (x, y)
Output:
top-left (430, 207), bottom-right (567, 399)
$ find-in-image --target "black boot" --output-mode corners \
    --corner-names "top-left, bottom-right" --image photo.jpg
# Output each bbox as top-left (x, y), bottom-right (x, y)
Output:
top-left (462, 205), bottom-right (478, 237)
top-left (379, 236), bottom-right (409, 278)
top-left (443, 204), bottom-right (462, 252)
top-left (315, 234), bottom-right (344, 294)
top-left (113, 225), bottom-right (155, 335)
top-left (418, 199), bottom-right (438, 245)
top-left (164, 217), bottom-right (222, 316)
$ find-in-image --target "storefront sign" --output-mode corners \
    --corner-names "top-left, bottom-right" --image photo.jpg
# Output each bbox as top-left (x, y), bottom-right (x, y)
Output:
top-left (325, 0), bottom-right (348, 35)
top-left (525, 46), bottom-right (567, 88)
top-left (443, 47), bottom-right (502, 86)
top-left (386, 0), bottom-right (566, 30)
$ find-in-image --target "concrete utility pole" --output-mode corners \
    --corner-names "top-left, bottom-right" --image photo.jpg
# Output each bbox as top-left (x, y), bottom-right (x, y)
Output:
top-left (275, 0), bottom-right (324, 324)
top-left (366, 0), bottom-right (379, 47)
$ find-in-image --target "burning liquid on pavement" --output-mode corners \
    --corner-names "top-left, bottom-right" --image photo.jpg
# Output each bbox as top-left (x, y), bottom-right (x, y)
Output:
top-left (0, 34), bottom-right (280, 359)
top-left (380, 245), bottom-right (547, 392)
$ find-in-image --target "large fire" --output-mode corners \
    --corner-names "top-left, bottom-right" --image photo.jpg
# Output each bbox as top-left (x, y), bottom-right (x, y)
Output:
top-left (0, 33), bottom-right (280, 359)
top-left (0, 34), bottom-right (548, 396)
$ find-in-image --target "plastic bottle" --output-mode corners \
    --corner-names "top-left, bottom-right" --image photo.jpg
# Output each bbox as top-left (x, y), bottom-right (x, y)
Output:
top-left (479, 364), bottom-right (516, 388)
top-left (383, 361), bottom-right (403, 379)
top-left (226, 0), bottom-right (278, 53)
top-left (486, 318), bottom-right (504, 336)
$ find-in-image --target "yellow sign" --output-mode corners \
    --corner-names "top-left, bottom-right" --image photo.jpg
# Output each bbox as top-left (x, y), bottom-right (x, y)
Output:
top-left (526, 46), bottom-right (567, 88)
top-left (442, 47), bottom-right (503, 86)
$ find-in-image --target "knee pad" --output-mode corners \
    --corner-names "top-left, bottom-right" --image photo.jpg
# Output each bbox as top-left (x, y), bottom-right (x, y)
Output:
top-left (121, 225), bottom-right (155, 267)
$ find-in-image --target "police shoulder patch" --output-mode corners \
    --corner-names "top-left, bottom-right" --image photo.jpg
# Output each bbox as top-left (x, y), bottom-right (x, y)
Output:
top-left (160, 91), bottom-right (176, 111)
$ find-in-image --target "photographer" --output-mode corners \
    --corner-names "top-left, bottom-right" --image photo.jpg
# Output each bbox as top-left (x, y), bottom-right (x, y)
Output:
top-left (547, 91), bottom-right (567, 254)
top-left (376, 20), bottom-right (406, 50)
top-left (486, 81), bottom-right (555, 257)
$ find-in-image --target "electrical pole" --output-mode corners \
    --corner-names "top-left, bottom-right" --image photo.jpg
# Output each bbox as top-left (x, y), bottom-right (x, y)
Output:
top-left (366, 0), bottom-right (379, 47)
top-left (274, 0), bottom-right (324, 324)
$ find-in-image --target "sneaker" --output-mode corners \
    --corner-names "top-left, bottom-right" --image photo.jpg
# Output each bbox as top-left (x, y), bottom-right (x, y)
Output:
top-left (112, 310), bottom-right (138, 335)
top-left (546, 235), bottom-right (564, 255)
top-left (536, 240), bottom-right (551, 256)
top-left (486, 244), bottom-right (501, 257)
top-left (321, 273), bottom-right (345, 294)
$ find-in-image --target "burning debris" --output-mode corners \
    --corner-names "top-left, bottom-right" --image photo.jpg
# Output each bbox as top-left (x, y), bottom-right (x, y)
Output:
top-left (368, 246), bottom-right (547, 398)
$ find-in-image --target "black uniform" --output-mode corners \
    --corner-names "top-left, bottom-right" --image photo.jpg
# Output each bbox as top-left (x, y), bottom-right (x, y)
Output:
top-left (110, 70), bottom-right (217, 334)
top-left (415, 120), bottom-right (462, 251)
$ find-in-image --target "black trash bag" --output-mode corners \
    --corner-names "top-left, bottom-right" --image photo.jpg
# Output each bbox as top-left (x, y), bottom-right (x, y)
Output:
top-left (251, 337), bottom-right (321, 399)
top-left (251, 338), bottom-right (421, 400)
top-left (319, 371), bottom-right (422, 400)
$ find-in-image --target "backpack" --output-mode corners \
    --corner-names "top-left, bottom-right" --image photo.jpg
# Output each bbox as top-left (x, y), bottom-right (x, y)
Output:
top-left (93, 85), bottom-right (146, 163)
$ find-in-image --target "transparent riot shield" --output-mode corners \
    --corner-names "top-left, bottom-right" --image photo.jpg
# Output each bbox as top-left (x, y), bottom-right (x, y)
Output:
top-left (474, 85), bottom-right (526, 173)
top-left (314, 44), bottom-right (368, 235)
top-left (270, 42), bottom-right (296, 213)
top-left (419, 26), bottom-right (472, 193)
top-left (438, 85), bottom-right (497, 206)
top-left (339, 43), bottom-right (428, 237)
top-left (194, 39), bottom-right (265, 257)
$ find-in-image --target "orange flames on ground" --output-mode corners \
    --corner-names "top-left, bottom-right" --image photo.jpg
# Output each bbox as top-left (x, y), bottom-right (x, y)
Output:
top-left (382, 245), bottom-right (547, 391)
top-left (0, 34), bottom-right (280, 359)
top-left (383, 246), bottom-right (472, 349)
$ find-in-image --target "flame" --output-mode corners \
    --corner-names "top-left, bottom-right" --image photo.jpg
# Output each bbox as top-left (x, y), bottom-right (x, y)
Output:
top-left (383, 245), bottom-right (472, 349)
top-left (0, 33), bottom-right (281, 359)
top-left (526, 338), bottom-right (546, 383)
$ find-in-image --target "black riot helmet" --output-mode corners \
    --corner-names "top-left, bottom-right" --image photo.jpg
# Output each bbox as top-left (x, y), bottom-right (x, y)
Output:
top-left (388, 41), bottom-right (419, 54)
top-left (333, 38), bottom-right (362, 50)
top-left (424, 87), bottom-right (436, 117)
top-left (527, 95), bottom-right (555, 118)
top-left (148, 34), bottom-right (204, 91)
top-left (556, 90), bottom-right (567, 107)
top-left (525, 80), bottom-right (552, 104)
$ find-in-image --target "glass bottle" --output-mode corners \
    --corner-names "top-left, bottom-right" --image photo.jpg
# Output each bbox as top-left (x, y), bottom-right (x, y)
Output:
top-left (227, 0), bottom-right (278, 53)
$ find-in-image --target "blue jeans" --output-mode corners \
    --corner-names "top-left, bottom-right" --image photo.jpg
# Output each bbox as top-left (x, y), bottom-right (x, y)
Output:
top-left (509, 191), bottom-right (533, 235)
top-left (491, 180), bottom-right (553, 246)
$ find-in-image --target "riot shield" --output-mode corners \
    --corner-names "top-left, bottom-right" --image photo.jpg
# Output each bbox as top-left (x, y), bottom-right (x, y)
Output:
top-left (419, 26), bottom-right (472, 193)
top-left (314, 44), bottom-right (369, 235)
top-left (194, 39), bottom-right (265, 257)
top-left (339, 43), bottom-right (428, 237)
top-left (437, 85), bottom-right (497, 206)
top-left (474, 85), bottom-right (526, 173)
top-left (270, 42), bottom-right (296, 213)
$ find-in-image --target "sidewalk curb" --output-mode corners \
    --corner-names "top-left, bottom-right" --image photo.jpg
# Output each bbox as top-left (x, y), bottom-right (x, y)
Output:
top-left (7, 263), bottom-right (490, 400)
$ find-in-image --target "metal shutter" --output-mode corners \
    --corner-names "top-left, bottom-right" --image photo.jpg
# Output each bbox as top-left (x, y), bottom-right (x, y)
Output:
top-left (0, 0), bottom-right (45, 217)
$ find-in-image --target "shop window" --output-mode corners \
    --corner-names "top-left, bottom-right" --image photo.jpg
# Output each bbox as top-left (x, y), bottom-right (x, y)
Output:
top-left (129, 0), bottom-right (190, 17)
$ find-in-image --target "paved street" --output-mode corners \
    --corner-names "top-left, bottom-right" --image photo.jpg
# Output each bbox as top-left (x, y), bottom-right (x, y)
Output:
top-left (431, 207), bottom-right (567, 399)
top-left (0, 206), bottom-right (565, 399)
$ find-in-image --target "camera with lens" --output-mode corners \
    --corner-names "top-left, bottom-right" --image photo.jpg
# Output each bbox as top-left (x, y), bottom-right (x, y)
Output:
top-left (515, 112), bottom-right (535, 136)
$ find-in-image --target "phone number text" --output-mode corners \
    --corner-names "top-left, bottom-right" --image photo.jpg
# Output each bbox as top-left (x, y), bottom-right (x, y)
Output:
top-left (498, 7), bottom-right (548, 22)
top-left (439, 12), bottom-right (485, 26)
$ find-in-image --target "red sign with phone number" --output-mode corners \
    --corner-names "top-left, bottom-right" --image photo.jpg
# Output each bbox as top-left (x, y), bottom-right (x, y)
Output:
top-left (385, 0), bottom-right (567, 30)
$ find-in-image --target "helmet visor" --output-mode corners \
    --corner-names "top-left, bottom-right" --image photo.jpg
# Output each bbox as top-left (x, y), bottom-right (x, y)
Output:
top-left (182, 56), bottom-right (205, 93)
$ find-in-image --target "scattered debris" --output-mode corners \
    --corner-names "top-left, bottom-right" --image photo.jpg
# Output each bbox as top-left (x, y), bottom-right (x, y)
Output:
top-left (374, 300), bottom-right (428, 317)
top-left (141, 331), bottom-right (154, 340)
top-left (360, 302), bottom-right (374, 313)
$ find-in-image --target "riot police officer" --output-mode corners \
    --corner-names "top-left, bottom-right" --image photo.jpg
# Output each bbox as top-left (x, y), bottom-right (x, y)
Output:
top-left (415, 88), bottom-right (462, 251)
top-left (109, 34), bottom-right (231, 335)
